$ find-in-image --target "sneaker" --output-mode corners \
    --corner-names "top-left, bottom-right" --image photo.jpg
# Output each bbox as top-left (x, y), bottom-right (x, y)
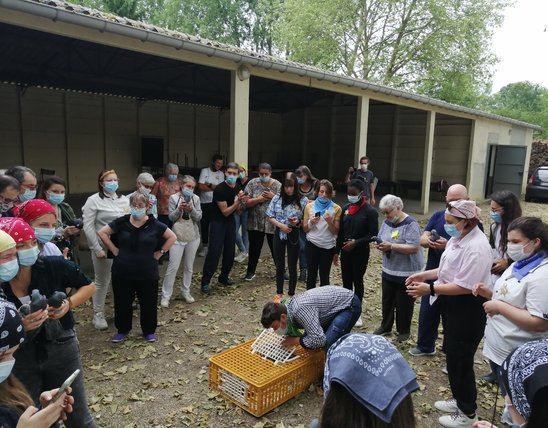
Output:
top-left (111, 333), bottom-right (127, 343)
top-left (409, 347), bottom-right (436, 356)
top-left (354, 316), bottom-right (364, 327)
top-left (198, 246), bottom-right (208, 257)
top-left (181, 292), bottom-right (195, 303)
top-left (298, 269), bottom-right (307, 282)
top-left (160, 298), bottom-right (169, 308)
top-left (373, 327), bottom-right (392, 336)
top-left (243, 273), bottom-right (256, 281)
top-left (218, 277), bottom-right (235, 286)
top-left (144, 333), bottom-right (157, 342)
top-left (92, 312), bottom-right (108, 330)
top-left (234, 252), bottom-right (248, 263)
top-left (397, 333), bottom-right (410, 342)
top-left (442, 366), bottom-right (448, 375)
top-left (438, 410), bottom-right (477, 428)
top-left (435, 398), bottom-right (459, 413)
top-left (201, 284), bottom-right (210, 294)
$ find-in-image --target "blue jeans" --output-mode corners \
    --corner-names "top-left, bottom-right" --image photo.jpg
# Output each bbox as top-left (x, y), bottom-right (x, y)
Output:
top-left (324, 295), bottom-right (362, 350)
top-left (298, 229), bottom-right (307, 270)
top-left (416, 289), bottom-right (441, 353)
top-left (234, 211), bottom-right (249, 253)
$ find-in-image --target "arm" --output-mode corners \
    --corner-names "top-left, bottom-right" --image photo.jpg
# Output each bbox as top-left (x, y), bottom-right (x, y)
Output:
top-left (295, 308), bottom-right (326, 349)
top-left (406, 281), bottom-right (474, 298)
top-left (354, 208), bottom-right (379, 249)
top-left (390, 242), bottom-right (421, 255)
top-left (190, 197), bottom-right (202, 222)
top-left (82, 197), bottom-right (103, 254)
top-left (217, 199), bottom-right (239, 217)
top-left (197, 169), bottom-right (213, 192)
top-left (151, 180), bottom-right (160, 197)
top-left (97, 225), bottom-right (118, 256)
top-left (168, 195), bottom-right (183, 223)
top-left (369, 182), bottom-right (375, 206)
top-left (484, 302), bottom-right (548, 332)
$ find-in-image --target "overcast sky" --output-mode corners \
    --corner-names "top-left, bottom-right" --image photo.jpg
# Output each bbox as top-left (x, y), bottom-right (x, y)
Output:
top-left (490, 0), bottom-right (548, 92)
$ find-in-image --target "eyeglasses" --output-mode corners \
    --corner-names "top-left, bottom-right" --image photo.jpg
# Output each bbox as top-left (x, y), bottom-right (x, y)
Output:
top-left (445, 202), bottom-right (468, 218)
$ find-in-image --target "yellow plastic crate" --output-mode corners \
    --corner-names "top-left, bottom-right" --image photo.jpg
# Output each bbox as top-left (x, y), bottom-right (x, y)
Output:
top-left (209, 338), bottom-right (325, 417)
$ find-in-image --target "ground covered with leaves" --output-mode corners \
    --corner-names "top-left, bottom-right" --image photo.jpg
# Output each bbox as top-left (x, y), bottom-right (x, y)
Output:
top-left (74, 201), bottom-right (548, 428)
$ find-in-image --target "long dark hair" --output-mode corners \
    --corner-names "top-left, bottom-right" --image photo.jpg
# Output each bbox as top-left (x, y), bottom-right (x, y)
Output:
top-left (295, 165), bottom-right (317, 185)
top-left (320, 382), bottom-right (416, 428)
top-left (508, 217), bottom-right (548, 253)
top-left (281, 172), bottom-right (300, 208)
top-left (490, 190), bottom-right (522, 255)
top-left (38, 175), bottom-right (66, 200)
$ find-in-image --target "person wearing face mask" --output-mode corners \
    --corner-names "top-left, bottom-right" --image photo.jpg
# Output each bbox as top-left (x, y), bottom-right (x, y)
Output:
top-left (197, 155), bottom-right (225, 257)
top-left (37, 176), bottom-right (81, 263)
top-left (0, 297), bottom-right (76, 428)
top-left (406, 200), bottom-right (492, 428)
top-left (128, 173), bottom-right (158, 219)
top-left (82, 169), bottom-right (129, 330)
top-left (5, 166), bottom-right (38, 208)
top-left (242, 163), bottom-right (281, 282)
top-left (374, 195), bottom-right (423, 342)
top-left (345, 156), bottom-right (376, 206)
top-left (234, 164), bottom-right (250, 263)
top-left (333, 179), bottom-right (378, 327)
top-left (98, 193), bottom-right (176, 343)
top-left (295, 166), bottom-right (318, 282)
top-left (0, 219), bottom-right (96, 428)
top-left (0, 175), bottom-right (20, 218)
top-left (151, 163), bottom-right (181, 229)
top-left (160, 176), bottom-right (202, 307)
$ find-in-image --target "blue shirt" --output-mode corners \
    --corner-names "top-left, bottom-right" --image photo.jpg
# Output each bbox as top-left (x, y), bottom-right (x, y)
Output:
top-left (424, 210), bottom-right (450, 270)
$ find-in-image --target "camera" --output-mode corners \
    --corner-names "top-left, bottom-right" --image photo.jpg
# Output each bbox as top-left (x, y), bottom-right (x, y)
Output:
top-left (66, 218), bottom-right (83, 229)
top-left (368, 236), bottom-right (383, 244)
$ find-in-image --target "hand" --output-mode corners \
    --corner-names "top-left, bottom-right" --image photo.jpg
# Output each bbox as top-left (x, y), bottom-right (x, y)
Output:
top-left (280, 225), bottom-right (292, 234)
top-left (63, 226), bottom-right (80, 237)
top-left (39, 387), bottom-right (74, 421)
top-left (406, 282), bottom-right (430, 298)
top-left (22, 309), bottom-right (48, 332)
top-left (376, 242), bottom-right (392, 253)
top-left (47, 300), bottom-right (70, 320)
top-left (491, 258), bottom-right (509, 275)
top-left (348, 166), bottom-right (354, 173)
top-left (310, 215), bottom-right (321, 225)
top-left (261, 190), bottom-right (275, 200)
top-left (405, 272), bottom-right (426, 286)
top-left (181, 202), bottom-right (192, 213)
top-left (324, 212), bottom-right (333, 224)
top-left (483, 300), bottom-right (502, 317)
top-left (281, 336), bottom-right (300, 348)
top-left (428, 237), bottom-right (447, 250)
top-left (342, 239), bottom-right (356, 252)
top-left (370, 197), bottom-right (376, 206)
top-left (153, 251), bottom-right (163, 261)
top-left (472, 282), bottom-right (491, 298)
top-left (110, 247), bottom-right (119, 257)
top-left (62, 248), bottom-right (69, 260)
top-left (472, 421), bottom-right (498, 428)
top-left (95, 250), bottom-right (107, 259)
top-left (333, 254), bottom-right (339, 266)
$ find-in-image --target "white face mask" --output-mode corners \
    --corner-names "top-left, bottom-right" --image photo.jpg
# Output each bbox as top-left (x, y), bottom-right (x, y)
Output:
top-left (360, 163), bottom-right (368, 172)
top-left (275, 326), bottom-right (287, 336)
top-left (0, 359), bottom-right (15, 383)
top-left (139, 185), bottom-right (151, 196)
top-left (507, 241), bottom-right (534, 262)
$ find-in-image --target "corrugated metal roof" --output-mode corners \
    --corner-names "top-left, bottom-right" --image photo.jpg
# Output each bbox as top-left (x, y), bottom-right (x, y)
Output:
top-left (0, 0), bottom-right (543, 131)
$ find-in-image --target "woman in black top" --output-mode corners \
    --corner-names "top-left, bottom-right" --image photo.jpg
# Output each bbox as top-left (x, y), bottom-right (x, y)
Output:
top-left (334, 180), bottom-right (379, 324)
top-left (98, 193), bottom-right (176, 343)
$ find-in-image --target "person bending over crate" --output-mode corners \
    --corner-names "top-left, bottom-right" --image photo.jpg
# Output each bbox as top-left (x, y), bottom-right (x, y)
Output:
top-left (260, 286), bottom-right (361, 350)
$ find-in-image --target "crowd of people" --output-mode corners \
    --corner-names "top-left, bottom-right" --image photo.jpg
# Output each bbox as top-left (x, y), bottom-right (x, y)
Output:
top-left (1, 155), bottom-right (547, 428)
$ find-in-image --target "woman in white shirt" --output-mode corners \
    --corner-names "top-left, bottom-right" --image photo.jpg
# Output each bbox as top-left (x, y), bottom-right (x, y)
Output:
top-left (82, 169), bottom-right (129, 330)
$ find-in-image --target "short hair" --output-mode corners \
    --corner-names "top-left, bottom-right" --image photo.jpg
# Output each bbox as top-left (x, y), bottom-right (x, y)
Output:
top-left (379, 194), bottom-right (403, 211)
top-left (0, 175), bottom-right (20, 193)
top-left (318, 179), bottom-right (334, 197)
top-left (164, 163), bottom-right (179, 174)
top-left (258, 162), bottom-right (272, 172)
top-left (260, 302), bottom-right (287, 328)
top-left (38, 175), bottom-right (66, 199)
top-left (348, 179), bottom-right (365, 192)
top-left (508, 217), bottom-right (548, 253)
top-left (181, 175), bottom-right (196, 185)
top-left (212, 154), bottom-right (223, 162)
top-left (359, 156), bottom-right (370, 163)
top-left (129, 192), bottom-right (149, 206)
top-left (136, 172), bottom-right (155, 185)
top-left (5, 166), bottom-right (36, 184)
top-left (226, 162), bottom-right (239, 171)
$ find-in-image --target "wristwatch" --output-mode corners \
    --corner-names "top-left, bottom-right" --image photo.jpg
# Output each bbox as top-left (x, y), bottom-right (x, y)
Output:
top-left (159, 249), bottom-right (166, 254)
top-left (429, 283), bottom-right (436, 296)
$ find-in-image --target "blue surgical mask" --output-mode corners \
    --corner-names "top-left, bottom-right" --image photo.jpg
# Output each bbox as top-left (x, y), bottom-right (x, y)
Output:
top-left (239, 172), bottom-right (246, 180)
top-left (0, 359), bottom-right (15, 383)
top-left (130, 207), bottom-right (147, 219)
top-left (444, 223), bottom-right (463, 238)
top-left (0, 259), bottom-right (19, 282)
top-left (47, 192), bottom-right (65, 205)
top-left (103, 181), bottom-right (119, 194)
top-left (33, 227), bottom-right (56, 244)
top-left (347, 194), bottom-right (361, 204)
top-left (182, 188), bottom-right (194, 198)
top-left (19, 188), bottom-right (36, 202)
top-left (490, 211), bottom-right (502, 224)
top-left (226, 175), bottom-right (237, 185)
top-left (259, 176), bottom-right (270, 183)
top-left (297, 177), bottom-right (305, 185)
top-left (317, 197), bottom-right (329, 204)
top-left (17, 246), bottom-right (40, 267)
top-left (168, 175), bottom-right (178, 182)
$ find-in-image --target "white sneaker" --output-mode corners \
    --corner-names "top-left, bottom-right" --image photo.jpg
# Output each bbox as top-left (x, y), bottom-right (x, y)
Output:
top-left (92, 312), bottom-right (108, 330)
top-left (198, 246), bottom-right (208, 257)
top-left (354, 316), bottom-right (364, 327)
top-left (160, 298), bottom-right (169, 308)
top-left (435, 398), bottom-right (459, 413)
top-left (234, 252), bottom-right (248, 263)
top-left (438, 410), bottom-right (477, 428)
top-left (181, 292), bottom-right (195, 304)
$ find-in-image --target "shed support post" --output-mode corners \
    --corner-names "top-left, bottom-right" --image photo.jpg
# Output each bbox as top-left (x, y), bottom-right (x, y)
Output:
top-left (354, 96), bottom-right (369, 165)
top-left (421, 111), bottom-right (436, 214)
top-left (229, 70), bottom-right (249, 167)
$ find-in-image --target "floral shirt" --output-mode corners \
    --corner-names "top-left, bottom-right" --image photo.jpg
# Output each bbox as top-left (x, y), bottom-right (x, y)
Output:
top-left (244, 178), bottom-right (281, 234)
top-left (151, 177), bottom-right (182, 216)
top-left (266, 195), bottom-right (308, 239)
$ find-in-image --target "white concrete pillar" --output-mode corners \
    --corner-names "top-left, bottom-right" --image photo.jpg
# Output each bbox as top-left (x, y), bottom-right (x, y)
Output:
top-left (354, 96), bottom-right (370, 165)
top-left (229, 69), bottom-right (249, 166)
top-left (421, 111), bottom-right (436, 214)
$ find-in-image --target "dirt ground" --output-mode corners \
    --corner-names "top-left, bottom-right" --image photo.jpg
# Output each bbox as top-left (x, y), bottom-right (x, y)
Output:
top-left (74, 201), bottom-right (548, 428)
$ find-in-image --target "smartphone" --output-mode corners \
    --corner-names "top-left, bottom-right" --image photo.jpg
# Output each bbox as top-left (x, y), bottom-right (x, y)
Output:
top-left (50, 369), bottom-right (80, 404)
top-left (314, 212), bottom-right (321, 217)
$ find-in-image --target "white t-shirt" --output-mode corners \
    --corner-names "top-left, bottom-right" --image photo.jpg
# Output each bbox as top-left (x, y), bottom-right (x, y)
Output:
top-left (198, 167), bottom-right (225, 204)
top-left (483, 258), bottom-right (548, 365)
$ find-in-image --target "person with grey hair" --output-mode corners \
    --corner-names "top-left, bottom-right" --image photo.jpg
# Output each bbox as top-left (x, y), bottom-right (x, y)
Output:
top-left (128, 172), bottom-right (157, 218)
top-left (151, 163), bottom-right (181, 228)
top-left (0, 175), bottom-right (20, 216)
top-left (5, 166), bottom-right (37, 205)
top-left (98, 192), bottom-right (176, 343)
top-left (374, 194), bottom-right (423, 342)
top-left (160, 175), bottom-right (202, 307)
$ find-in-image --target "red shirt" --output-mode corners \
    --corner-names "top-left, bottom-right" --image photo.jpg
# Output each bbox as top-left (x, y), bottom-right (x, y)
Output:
top-left (151, 177), bottom-right (182, 215)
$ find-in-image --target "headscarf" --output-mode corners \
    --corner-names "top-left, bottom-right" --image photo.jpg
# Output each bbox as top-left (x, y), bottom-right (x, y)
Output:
top-left (0, 298), bottom-right (25, 354)
top-left (501, 338), bottom-right (548, 420)
top-left (0, 218), bottom-right (36, 243)
top-left (323, 333), bottom-right (419, 423)
top-left (445, 199), bottom-right (481, 220)
top-left (13, 199), bottom-right (56, 224)
top-left (0, 230), bottom-right (16, 254)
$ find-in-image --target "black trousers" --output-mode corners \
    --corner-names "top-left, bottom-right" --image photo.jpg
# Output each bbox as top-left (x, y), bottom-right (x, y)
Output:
top-left (273, 228), bottom-right (300, 295)
top-left (440, 294), bottom-right (487, 415)
top-left (200, 202), bottom-right (213, 245)
top-left (340, 248), bottom-right (370, 301)
top-left (202, 220), bottom-right (236, 284)
top-left (305, 241), bottom-right (334, 290)
top-left (379, 276), bottom-right (415, 334)
top-left (247, 229), bottom-right (274, 275)
top-left (112, 276), bottom-right (158, 335)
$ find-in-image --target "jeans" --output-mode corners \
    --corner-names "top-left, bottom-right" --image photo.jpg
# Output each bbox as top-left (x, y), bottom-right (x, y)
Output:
top-left (379, 276), bottom-right (415, 335)
top-left (324, 295), bottom-right (362, 350)
top-left (273, 228), bottom-right (300, 295)
top-left (298, 229), bottom-right (307, 270)
top-left (200, 203), bottom-right (213, 245)
top-left (246, 230), bottom-right (274, 275)
top-left (112, 276), bottom-right (158, 335)
top-left (162, 238), bottom-right (200, 299)
top-left (305, 241), bottom-right (334, 290)
top-left (340, 247), bottom-right (370, 301)
top-left (415, 287), bottom-right (441, 353)
top-left (234, 211), bottom-right (249, 253)
top-left (90, 252), bottom-right (112, 315)
top-left (13, 331), bottom-right (95, 428)
top-left (202, 220), bottom-right (236, 285)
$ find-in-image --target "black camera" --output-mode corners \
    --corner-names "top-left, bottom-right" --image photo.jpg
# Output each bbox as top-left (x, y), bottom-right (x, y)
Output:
top-left (66, 218), bottom-right (83, 229)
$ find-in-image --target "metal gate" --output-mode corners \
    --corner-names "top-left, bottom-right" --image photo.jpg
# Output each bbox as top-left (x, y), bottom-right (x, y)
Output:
top-left (486, 145), bottom-right (527, 197)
